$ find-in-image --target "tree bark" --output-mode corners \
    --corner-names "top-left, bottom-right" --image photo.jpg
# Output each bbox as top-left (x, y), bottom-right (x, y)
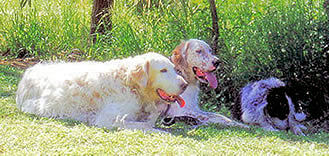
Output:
top-left (208, 0), bottom-right (219, 54)
top-left (324, 0), bottom-right (329, 18)
top-left (90, 0), bottom-right (114, 43)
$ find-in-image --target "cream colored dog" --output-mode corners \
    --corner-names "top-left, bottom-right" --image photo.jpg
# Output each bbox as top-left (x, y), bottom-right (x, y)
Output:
top-left (162, 39), bottom-right (248, 128)
top-left (16, 52), bottom-right (187, 132)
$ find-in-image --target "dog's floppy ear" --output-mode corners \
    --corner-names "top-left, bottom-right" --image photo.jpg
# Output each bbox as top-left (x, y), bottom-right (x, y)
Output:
top-left (171, 41), bottom-right (188, 66)
top-left (131, 61), bottom-right (150, 88)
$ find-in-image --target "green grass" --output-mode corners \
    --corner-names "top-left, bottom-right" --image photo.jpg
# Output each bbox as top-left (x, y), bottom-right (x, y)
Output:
top-left (1, 65), bottom-right (328, 155)
top-left (0, 0), bottom-right (91, 58)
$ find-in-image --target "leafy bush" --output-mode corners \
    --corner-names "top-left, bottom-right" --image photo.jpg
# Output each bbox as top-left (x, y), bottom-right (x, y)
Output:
top-left (204, 0), bottom-right (329, 132)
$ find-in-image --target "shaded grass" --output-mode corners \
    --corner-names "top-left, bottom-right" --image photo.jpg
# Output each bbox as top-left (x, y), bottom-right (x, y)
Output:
top-left (0, 65), bottom-right (328, 155)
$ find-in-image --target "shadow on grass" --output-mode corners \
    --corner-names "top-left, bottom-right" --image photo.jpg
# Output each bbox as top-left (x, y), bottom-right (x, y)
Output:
top-left (26, 113), bottom-right (86, 127)
top-left (21, 110), bottom-right (329, 146)
top-left (163, 123), bottom-right (329, 146)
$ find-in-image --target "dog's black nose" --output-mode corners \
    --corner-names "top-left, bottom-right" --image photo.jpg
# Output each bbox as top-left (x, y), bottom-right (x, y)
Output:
top-left (212, 60), bottom-right (220, 68)
top-left (180, 83), bottom-right (188, 92)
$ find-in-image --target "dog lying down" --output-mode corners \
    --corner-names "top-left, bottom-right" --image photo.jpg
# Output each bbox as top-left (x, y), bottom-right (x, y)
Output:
top-left (162, 39), bottom-right (248, 128)
top-left (240, 77), bottom-right (307, 135)
top-left (16, 52), bottom-right (188, 132)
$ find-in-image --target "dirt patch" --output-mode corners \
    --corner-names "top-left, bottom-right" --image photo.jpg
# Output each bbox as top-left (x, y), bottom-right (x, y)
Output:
top-left (0, 57), bottom-right (40, 69)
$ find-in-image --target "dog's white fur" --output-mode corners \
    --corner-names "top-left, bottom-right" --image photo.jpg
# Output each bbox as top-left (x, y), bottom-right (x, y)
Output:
top-left (16, 52), bottom-right (187, 132)
top-left (240, 77), bottom-right (307, 135)
top-left (163, 39), bottom-right (248, 128)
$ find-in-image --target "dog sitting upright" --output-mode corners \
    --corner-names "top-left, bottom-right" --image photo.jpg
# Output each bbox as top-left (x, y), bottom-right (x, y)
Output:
top-left (162, 39), bottom-right (248, 128)
top-left (240, 77), bottom-right (307, 135)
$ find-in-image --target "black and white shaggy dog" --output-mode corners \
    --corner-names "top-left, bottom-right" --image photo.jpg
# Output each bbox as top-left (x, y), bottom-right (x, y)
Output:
top-left (239, 77), bottom-right (307, 135)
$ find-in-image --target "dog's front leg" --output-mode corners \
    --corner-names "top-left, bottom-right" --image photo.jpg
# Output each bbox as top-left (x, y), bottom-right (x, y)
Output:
top-left (288, 115), bottom-right (307, 136)
top-left (168, 110), bottom-right (249, 129)
top-left (289, 123), bottom-right (306, 136)
top-left (287, 95), bottom-right (307, 136)
top-left (203, 112), bottom-right (249, 128)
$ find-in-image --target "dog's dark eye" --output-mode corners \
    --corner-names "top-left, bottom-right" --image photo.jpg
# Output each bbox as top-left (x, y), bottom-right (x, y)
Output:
top-left (196, 50), bottom-right (202, 54)
top-left (175, 69), bottom-right (182, 75)
top-left (160, 69), bottom-right (167, 73)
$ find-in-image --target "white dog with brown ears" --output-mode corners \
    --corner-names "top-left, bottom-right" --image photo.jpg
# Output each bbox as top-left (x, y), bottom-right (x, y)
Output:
top-left (162, 39), bottom-right (248, 128)
top-left (16, 52), bottom-right (187, 132)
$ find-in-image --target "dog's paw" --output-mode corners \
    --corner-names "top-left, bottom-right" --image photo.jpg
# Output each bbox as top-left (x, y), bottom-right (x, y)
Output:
top-left (236, 122), bottom-right (250, 129)
top-left (241, 124), bottom-right (250, 129)
top-left (291, 128), bottom-right (305, 136)
top-left (263, 126), bottom-right (279, 132)
top-left (229, 121), bottom-right (250, 129)
top-left (291, 124), bottom-right (307, 136)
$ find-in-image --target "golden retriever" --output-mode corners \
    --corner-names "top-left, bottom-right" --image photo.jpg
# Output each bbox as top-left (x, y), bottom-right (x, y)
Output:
top-left (16, 52), bottom-right (187, 132)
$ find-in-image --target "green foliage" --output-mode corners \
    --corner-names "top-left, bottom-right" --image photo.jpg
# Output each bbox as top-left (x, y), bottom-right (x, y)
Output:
top-left (0, 65), bottom-right (329, 154)
top-left (198, 1), bottom-right (329, 125)
top-left (214, 0), bottom-right (326, 92)
top-left (0, 0), bottom-right (213, 60)
top-left (90, 0), bottom-right (212, 59)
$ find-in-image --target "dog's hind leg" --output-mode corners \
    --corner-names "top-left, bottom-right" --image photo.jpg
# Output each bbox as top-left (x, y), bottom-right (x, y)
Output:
top-left (198, 111), bottom-right (249, 128)
top-left (286, 95), bottom-right (307, 135)
top-left (164, 109), bottom-right (249, 129)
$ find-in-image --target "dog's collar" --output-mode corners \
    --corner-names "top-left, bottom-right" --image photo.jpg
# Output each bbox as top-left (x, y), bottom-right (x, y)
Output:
top-left (161, 104), bottom-right (171, 117)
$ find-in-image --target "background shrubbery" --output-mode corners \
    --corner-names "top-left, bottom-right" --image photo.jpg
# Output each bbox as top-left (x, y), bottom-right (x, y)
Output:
top-left (0, 0), bottom-right (328, 132)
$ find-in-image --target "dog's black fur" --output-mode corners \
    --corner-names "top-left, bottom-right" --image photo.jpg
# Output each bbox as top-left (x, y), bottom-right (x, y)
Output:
top-left (286, 80), bottom-right (328, 121)
top-left (265, 87), bottom-right (290, 120)
top-left (233, 81), bottom-right (306, 122)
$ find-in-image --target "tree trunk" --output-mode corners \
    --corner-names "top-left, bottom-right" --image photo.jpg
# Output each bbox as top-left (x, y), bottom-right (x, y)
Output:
top-left (90, 0), bottom-right (114, 43)
top-left (208, 0), bottom-right (219, 54)
top-left (324, 0), bottom-right (329, 18)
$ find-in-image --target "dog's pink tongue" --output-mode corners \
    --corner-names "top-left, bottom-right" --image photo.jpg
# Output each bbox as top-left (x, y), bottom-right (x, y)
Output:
top-left (205, 72), bottom-right (218, 89)
top-left (175, 96), bottom-right (185, 108)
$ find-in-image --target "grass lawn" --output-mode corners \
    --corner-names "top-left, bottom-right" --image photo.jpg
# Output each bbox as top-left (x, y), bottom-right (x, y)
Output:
top-left (0, 65), bottom-right (328, 155)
